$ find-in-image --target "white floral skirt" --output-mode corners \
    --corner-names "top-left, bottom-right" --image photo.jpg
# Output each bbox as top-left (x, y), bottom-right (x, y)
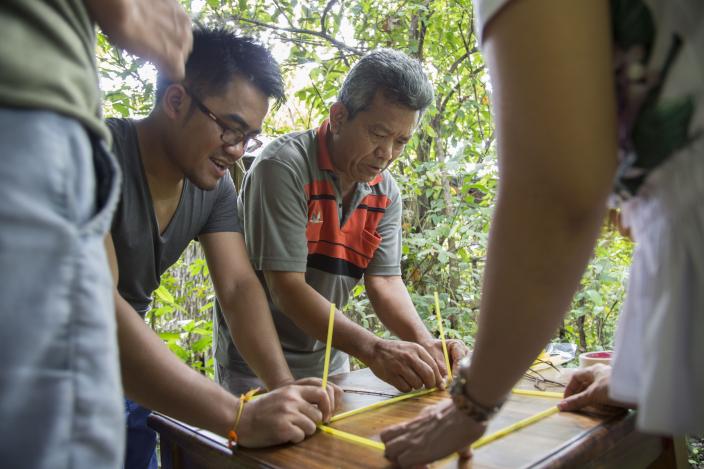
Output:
top-left (611, 138), bottom-right (704, 435)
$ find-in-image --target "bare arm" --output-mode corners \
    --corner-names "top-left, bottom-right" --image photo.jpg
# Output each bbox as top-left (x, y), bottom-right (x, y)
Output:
top-left (105, 234), bottom-right (236, 435)
top-left (464, 0), bottom-right (617, 407)
top-left (114, 288), bottom-right (236, 435)
top-left (265, 270), bottom-right (443, 391)
top-left (104, 234), bottom-right (337, 445)
top-left (200, 232), bottom-right (294, 389)
top-left (383, 1), bottom-right (618, 465)
top-left (264, 270), bottom-right (379, 363)
top-left (365, 275), bottom-right (432, 344)
top-left (84, 0), bottom-right (192, 80)
top-left (365, 275), bottom-right (468, 377)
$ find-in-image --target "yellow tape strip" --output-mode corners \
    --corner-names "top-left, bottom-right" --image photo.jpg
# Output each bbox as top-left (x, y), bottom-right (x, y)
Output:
top-left (321, 303), bottom-right (335, 390)
top-left (330, 387), bottom-right (437, 423)
top-left (317, 424), bottom-right (385, 451)
top-left (433, 292), bottom-right (453, 383)
top-left (471, 406), bottom-right (559, 449)
top-left (328, 386), bottom-right (559, 424)
top-left (511, 389), bottom-right (563, 399)
top-left (320, 405), bottom-right (560, 454)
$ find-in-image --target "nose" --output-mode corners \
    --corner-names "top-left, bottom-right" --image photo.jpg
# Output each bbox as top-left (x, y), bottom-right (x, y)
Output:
top-left (375, 138), bottom-right (394, 162)
top-left (223, 140), bottom-right (246, 159)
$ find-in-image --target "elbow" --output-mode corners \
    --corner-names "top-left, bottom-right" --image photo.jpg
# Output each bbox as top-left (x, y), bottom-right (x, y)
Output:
top-left (554, 168), bottom-right (614, 232)
top-left (263, 272), bottom-right (296, 312)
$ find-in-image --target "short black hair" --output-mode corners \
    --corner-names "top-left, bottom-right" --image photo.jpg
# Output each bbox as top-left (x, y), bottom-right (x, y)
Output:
top-left (156, 27), bottom-right (285, 108)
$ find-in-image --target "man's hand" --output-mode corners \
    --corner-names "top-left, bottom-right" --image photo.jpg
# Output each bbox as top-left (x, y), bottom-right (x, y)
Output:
top-left (290, 377), bottom-right (343, 422)
top-left (558, 364), bottom-right (629, 411)
top-left (85, 0), bottom-right (192, 80)
top-left (236, 381), bottom-right (337, 448)
top-left (365, 339), bottom-right (444, 392)
top-left (381, 400), bottom-right (487, 467)
top-left (421, 339), bottom-right (469, 380)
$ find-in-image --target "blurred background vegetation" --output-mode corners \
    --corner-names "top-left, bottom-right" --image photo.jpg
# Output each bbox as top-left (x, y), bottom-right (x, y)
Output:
top-left (96, 0), bottom-right (633, 380)
top-left (96, 0), bottom-right (700, 464)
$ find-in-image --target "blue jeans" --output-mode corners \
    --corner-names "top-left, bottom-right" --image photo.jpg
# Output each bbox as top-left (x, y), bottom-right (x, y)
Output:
top-left (124, 399), bottom-right (158, 469)
top-left (0, 109), bottom-right (123, 468)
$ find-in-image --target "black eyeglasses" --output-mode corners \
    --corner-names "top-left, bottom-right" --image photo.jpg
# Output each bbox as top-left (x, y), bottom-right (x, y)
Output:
top-left (185, 89), bottom-right (263, 153)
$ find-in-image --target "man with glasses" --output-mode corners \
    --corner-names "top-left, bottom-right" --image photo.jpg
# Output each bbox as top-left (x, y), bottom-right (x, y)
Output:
top-left (106, 27), bottom-right (338, 468)
top-left (215, 49), bottom-right (469, 397)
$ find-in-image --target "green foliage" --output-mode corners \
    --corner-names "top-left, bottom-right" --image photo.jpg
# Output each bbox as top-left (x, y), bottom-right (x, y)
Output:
top-left (562, 229), bottom-right (632, 352)
top-left (96, 2), bottom-right (704, 459)
top-left (97, 0), bottom-right (632, 378)
top-left (690, 435), bottom-right (704, 468)
top-left (145, 244), bottom-right (215, 377)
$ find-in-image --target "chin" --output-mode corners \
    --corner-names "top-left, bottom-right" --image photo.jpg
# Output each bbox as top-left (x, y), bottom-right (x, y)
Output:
top-left (188, 174), bottom-right (219, 191)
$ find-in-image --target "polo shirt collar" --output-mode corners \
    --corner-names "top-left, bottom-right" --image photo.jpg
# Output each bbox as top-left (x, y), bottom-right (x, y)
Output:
top-left (316, 119), bottom-right (383, 186)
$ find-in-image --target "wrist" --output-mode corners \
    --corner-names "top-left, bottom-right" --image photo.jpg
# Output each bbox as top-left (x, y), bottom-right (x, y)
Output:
top-left (401, 324), bottom-right (434, 345)
top-left (218, 392), bottom-right (240, 439)
top-left (448, 402), bottom-right (489, 433)
top-left (226, 387), bottom-right (261, 449)
top-left (233, 401), bottom-right (254, 447)
top-left (417, 336), bottom-right (437, 350)
top-left (268, 374), bottom-right (295, 390)
top-left (357, 335), bottom-right (383, 365)
top-left (450, 358), bottom-right (506, 423)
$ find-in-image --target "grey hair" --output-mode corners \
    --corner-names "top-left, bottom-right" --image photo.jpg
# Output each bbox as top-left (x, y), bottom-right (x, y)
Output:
top-left (338, 48), bottom-right (434, 119)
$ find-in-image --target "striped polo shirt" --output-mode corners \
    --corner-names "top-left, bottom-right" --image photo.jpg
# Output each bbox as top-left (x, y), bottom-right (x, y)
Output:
top-left (215, 121), bottom-right (403, 378)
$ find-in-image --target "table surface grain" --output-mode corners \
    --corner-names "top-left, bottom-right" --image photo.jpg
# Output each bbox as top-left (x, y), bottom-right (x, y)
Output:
top-left (150, 367), bottom-right (661, 469)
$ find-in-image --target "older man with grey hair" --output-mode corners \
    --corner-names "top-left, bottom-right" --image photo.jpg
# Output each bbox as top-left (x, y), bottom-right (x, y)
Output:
top-left (214, 49), bottom-right (469, 393)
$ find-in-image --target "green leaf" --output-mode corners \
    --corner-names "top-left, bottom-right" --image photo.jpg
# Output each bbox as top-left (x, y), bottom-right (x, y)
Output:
top-left (192, 336), bottom-right (212, 353)
top-left (154, 285), bottom-right (175, 305)
top-left (159, 332), bottom-right (181, 342)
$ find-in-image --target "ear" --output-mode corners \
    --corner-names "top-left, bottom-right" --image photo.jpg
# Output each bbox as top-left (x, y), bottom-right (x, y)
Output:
top-left (160, 84), bottom-right (188, 120)
top-left (329, 101), bottom-right (348, 134)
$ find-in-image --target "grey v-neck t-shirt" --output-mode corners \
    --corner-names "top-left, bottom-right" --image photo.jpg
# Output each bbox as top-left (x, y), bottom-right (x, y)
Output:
top-left (108, 118), bottom-right (240, 316)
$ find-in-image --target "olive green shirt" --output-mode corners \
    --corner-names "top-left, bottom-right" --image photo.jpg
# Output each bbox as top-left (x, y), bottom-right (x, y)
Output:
top-left (0, 0), bottom-right (108, 141)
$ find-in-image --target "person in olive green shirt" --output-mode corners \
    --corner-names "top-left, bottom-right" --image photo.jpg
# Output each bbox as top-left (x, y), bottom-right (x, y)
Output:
top-left (0, 1), bottom-right (190, 467)
top-left (0, 4), bottom-right (340, 468)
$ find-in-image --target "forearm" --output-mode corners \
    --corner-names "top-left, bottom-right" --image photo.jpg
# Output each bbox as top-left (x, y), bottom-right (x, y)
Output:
top-left (221, 276), bottom-right (294, 389)
top-left (268, 275), bottom-right (380, 364)
top-left (366, 276), bottom-right (433, 344)
top-left (465, 192), bottom-right (607, 405)
top-left (116, 292), bottom-right (236, 437)
top-left (466, 0), bottom-right (617, 407)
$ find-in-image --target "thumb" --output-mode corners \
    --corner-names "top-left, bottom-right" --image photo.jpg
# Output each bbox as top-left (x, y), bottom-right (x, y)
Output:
top-left (558, 389), bottom-right (593, 412)
top-left (297, 385), bottom-right (331, 419)
top-left (457, 445), bottom-right (472, 460)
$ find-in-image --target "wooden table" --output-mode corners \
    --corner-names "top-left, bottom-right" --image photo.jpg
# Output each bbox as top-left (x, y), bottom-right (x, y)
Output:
top-left (149, 368), bottom-right (680, 468)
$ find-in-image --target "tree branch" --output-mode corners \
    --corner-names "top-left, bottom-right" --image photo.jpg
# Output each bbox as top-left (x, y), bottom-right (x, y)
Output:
top-left (321, 0), bottom-right (337, 32)
top-left (230, 14), bottom-right (364, 55)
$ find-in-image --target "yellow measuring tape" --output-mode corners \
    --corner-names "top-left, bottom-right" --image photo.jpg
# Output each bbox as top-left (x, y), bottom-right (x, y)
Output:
top-left (472, 406), bottom-right (560, 449)
top-left (330, 387), bottom-right (437, 422)
top-left (319, 387), bottom-right (562, 452)
top-left (316, 289), bottom-right (564, 453)
top-left (434, 291), bottom-right (453, 382)
top-left (318, 404), bottom-right (560, 453)
top-left (321, 303), bottom-right (336, 390)
top-left (316, 424), bottom-right (386, 451)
